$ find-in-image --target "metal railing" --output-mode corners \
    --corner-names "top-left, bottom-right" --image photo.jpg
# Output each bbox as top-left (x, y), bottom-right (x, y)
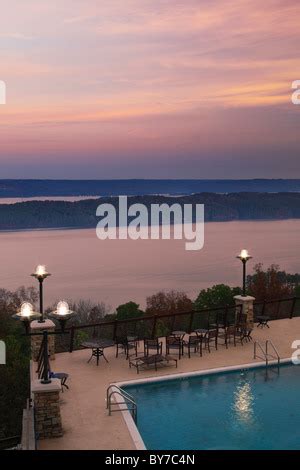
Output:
top-left (36, 332), bottom-right (50, 383)
top-left (254, 340), bottom-right (280, 366)
top-left (106, 385), bottom-right (137, 423)
top-left (67, 296), bottom-right (300, 353)
top-left (68, 303), bottom-right (243, 352)
top-left (253, 296), bottom-right (299, 321)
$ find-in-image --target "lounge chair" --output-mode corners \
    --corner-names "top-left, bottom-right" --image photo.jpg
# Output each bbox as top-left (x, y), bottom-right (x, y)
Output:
top-left (129, 354), bottom-right (177, 374)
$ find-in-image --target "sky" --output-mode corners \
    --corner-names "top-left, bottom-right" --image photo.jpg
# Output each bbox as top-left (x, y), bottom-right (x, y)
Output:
top-left (0, 0), bottom-right (299, 179)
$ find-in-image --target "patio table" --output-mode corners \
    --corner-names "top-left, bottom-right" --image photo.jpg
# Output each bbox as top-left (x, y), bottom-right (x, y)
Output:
top-left (257, 315), bottom-right (271, 328)
top-left (81, 339), bottom-right (115, 365)
top-left (194, 328), bottom-right (208, 337)
top-left (171, 330), bottom-right (186, 340)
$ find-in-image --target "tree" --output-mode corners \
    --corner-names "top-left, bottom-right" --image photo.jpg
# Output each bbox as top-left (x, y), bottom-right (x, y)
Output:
top-left (66, 299), bottom-right (110, 325)
top-left (146, 290), bottom-right (193, 315)
top-left (247, 264), bottom-right (293, 301)
top-left (0, 286), bottom-right (37, 439)
top-left (47, 299), bottom-right (111, 353)
top-left (116, 301), bottom-right (144, 320)
top-left (194, 284), bottom-right (241, 310)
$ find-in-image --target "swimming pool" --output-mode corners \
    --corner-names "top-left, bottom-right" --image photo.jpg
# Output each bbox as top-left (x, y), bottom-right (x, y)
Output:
top-left (122, 362), bottom-right (300, 450)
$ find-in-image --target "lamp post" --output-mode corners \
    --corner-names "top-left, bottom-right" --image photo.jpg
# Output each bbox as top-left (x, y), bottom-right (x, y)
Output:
top-left (13, 299), bottom-right (76, 384)
top-left (236, 249), bottom-right (252, 297)
top-left (31, 265), bottom-right (51, 323)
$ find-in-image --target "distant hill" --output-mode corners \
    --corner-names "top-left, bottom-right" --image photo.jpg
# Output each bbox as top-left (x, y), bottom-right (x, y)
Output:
top-left (1, 192), bottom-right (300, 230)
top-left (1, 179), bottom-right (300, 198)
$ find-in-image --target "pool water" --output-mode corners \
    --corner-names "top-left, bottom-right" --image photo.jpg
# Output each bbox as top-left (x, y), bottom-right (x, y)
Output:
top-left (124, 364), bottom-right (300, 450)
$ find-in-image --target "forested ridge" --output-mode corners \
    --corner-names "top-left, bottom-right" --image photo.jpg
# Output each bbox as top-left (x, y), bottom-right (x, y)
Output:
top-left (1, 192), bottom-right (300, 230)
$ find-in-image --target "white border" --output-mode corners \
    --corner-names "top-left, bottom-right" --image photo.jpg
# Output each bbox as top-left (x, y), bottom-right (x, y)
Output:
top-left (112, 357), bottom-right (292, 450)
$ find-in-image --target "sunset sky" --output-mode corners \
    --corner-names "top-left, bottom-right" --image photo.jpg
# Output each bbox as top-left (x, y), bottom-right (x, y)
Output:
top-left (0, 0), bottom-right (299, 178)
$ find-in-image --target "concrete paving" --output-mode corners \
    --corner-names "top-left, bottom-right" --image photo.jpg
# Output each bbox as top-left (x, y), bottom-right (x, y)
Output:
top-left (39, 317), bottom-right (300, 450)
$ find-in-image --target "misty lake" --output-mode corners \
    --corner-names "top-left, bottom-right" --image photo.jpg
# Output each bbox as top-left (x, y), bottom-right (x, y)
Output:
top-left (0, 219), bottom-right (299, 310)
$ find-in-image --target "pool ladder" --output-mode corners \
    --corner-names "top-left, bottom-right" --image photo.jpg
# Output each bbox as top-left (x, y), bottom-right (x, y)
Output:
top-left (106, 385), bottom-right (137, 423)
top-left (254, 340), bottom-right (280, 366)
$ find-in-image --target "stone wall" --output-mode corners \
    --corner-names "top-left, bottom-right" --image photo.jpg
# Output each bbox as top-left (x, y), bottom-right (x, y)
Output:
top-left (32, 380), bottom-right (62, 439)
top-left (234, 295), bottom-right (255, 328)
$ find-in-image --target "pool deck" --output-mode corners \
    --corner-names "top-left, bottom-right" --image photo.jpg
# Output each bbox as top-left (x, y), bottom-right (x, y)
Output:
top-left (39, 317), bottom-right (300, 450)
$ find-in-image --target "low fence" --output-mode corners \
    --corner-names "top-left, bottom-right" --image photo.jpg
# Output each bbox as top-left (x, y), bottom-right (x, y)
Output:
top-left (68, 304), bottom-right (240, 352)
top-left (0, 435), bottom-right (21, 450)
top-left (67, 296), bottom-right (300, 353)
top-left (253, 297), bottom-right (300, 321)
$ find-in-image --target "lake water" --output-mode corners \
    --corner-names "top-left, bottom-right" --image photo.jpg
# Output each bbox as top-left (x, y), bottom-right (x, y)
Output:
top-left (0, 220), bottom-right (299, 310)
top-left (0, 196), bottom-right (101, 204)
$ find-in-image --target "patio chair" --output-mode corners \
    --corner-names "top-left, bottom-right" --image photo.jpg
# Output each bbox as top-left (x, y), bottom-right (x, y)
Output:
top-left (218, 323), bottom-right (250, 347)
top-left (48, 363), bottom-right (69, 392)
top-left (202, 329), bottom-right (218, 353)
top-left (49, 372), bottom-right (69, 391)
top-left (237, 325), bottom-right (253, 344)
top-left (236, 312), bottom-right (247, 327)
top-left (166, 336), bottom-right (184, 359)
top-left (243, 327), bottom-right (253, 342)
top-left (218, 325), bottom-right (236, 349)
top-left (144, 338), bottom-right (163, 356)
top-left (115, 336), bottom-right (138, 359)
top-left (183, 334), bottom-right (201, 358)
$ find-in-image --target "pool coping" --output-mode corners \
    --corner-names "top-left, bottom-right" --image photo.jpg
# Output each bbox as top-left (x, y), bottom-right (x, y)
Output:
top-left (112, 357), bottom-right (292, 450)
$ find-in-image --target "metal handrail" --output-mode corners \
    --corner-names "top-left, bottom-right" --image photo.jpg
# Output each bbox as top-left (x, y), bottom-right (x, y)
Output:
top-left (254, 340), bottom-right (280, 366)
top-left (266, 340), bottom-right (280, 365)
top-left (106, 384), bottom-right (135, 405)
top-left (254, 341), bottom-right (268, 363)
top-left (106, 385), bottom-right (137, 423)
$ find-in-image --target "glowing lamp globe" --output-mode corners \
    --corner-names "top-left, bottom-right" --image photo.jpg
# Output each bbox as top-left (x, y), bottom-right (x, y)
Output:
top-left (20, 302), bottom-right (33, 318)
top-left (12, 302), bottom-right (41, 332)
top-left (49, 300), bottom-right (75, 332)
top-left (57, 301), bottom-right (70, 316)
top-left (237, 249), bottom-right (252, 262)
top-left (31, 265), bottom-right (51, 280)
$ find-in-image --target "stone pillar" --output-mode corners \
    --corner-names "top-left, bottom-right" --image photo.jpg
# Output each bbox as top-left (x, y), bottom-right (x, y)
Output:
top-left (30, 319), bottom-right (55, 361)
top-left (31, 379), bottom-right (63, 439)
top-left (234, 295), bottom-right (255, 328)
